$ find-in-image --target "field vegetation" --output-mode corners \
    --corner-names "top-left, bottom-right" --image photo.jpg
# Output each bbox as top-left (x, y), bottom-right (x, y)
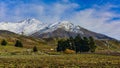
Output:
top-left (0, 33), bottom-right (120, 67)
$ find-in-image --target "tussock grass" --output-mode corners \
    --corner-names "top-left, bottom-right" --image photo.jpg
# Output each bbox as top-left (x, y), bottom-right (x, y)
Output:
top-left (0, 54), bottom-right (120, 67)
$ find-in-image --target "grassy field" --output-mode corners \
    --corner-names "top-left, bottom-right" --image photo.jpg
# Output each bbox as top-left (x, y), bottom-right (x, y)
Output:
top-left (0, 33), bottom-right (120, 68)
top-left (0, 40), bottom-right (120, 68)
top-left (0, 42), bottom-right (119, 68)
top-left (0, 54), bottom-right (120, 68)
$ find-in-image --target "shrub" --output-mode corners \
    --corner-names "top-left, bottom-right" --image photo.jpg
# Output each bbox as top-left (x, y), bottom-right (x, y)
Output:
top-left (1, 39), bottom-right (7, 46)
top-left (14, 40), bottom-right (23, 47)
top-left (64, 49), bottom-right (75, 54)
top-left (33, 46), bottom-right (38, 52)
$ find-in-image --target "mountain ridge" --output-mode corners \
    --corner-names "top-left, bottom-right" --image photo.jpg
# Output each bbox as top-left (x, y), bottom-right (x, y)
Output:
top-left (0, 18), bottom-right (117, 40)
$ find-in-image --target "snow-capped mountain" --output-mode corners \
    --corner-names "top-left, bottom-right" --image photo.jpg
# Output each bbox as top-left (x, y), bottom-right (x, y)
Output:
top-left (48, 21), bottom-right (83, 34)
top-left (0, 18), bottom-right (46, 35)
top-left (0, 18), bottom-right (114, 40)
top-left (31, 21), bottom-right (84, 35)
top-left (31, 21), bottom-right (114, 40)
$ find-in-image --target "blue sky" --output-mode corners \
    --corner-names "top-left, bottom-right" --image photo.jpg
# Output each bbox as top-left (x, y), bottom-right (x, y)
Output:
top-left (0, 0), bottom-right (120, 40)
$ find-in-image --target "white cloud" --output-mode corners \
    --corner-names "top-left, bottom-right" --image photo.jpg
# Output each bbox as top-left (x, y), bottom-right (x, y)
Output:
top-left (0, 1), bottom-right (79, 23)
top-left (69, 5), bottom-right (120, 40)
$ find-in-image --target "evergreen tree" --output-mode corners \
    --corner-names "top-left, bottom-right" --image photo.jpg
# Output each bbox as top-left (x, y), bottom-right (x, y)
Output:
top-left (57, 40), bottom-right (66, 51)
top-left (79, 37), bottom-right (90, 52)
top-left (69, 36), bottom-right (75, 50)
top-left (33, 46), bottom-right (38, 52)
top-left (57, 40), bottom-right (63, 52)
top-left (14, 40), bottom-right (23, 47)
top-left (1, 39), bottom-right (7, 46)
top-left (63, 40), bottom-right (70, 51)
top-left (74, 34), bottom-right (82, 53)
top-left (89, 36), bottom-right (96, 52)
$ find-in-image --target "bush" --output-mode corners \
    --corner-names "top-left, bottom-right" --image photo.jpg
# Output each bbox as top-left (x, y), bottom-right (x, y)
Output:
top-left (64, 49), bottom-right (75, 54)
top-left (14, 40), bottom-right (23, 47)
top-left (33, 46), bottom-right (38, 52)
top-left (1, 39), bottom-right (7, 46)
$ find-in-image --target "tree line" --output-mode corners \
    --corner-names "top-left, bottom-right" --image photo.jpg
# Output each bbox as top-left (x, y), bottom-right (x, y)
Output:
top-left (1, 39), bottom-right (38, 52)
top-left (57, 35), bottom-right (97, 53)
top-left (1, 39), bottom-right (23, 47)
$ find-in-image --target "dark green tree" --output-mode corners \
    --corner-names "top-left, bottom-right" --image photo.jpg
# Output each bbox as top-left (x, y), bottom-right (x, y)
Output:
top-left (1, 39), bottom-right (7, 46)
top-left (74, 34), bottom-right (82, 53)
top-left (69, 36), bottom-right (75, 50)
top-left (57, 40), bottom-right (62, 51)
top-left (57, 39), bottom-right (72, 52)
top-left (14, 40), bottom-right (23, 47)
top-left (57, 40), bottom-right (65, 51)
top-left (79, 37), bottom-right (90, 52)
top-left (33, 46), bottom-right (38, 52)
top-left (89, 36), bottom-right (96, 52)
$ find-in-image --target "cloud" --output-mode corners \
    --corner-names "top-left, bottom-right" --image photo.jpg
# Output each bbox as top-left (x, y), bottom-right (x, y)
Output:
top-left (0, 1), bottom-right (79, 22)
top-left (69, 4), bottom-right (120, 40)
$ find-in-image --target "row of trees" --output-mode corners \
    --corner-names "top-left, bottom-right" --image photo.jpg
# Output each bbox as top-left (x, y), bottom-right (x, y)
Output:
top-left (1, 39), bottom-right (23, 47)
top-left (1, 39), bottom-right (38, 52)
top-left (57, 35), bottom-right (97, 53)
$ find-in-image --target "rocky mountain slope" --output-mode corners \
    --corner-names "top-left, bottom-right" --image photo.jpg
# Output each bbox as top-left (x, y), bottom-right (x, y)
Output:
top-left (31, 21), bottom-right (114, 40)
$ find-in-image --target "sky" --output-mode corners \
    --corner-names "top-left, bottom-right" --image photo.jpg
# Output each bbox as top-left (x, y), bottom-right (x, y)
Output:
top-left (0, 0), bottom-right (120, 40)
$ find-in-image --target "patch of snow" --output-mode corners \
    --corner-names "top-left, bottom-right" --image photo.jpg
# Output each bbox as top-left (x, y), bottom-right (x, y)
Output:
top-left (37, 21), bottom-right (84, 34)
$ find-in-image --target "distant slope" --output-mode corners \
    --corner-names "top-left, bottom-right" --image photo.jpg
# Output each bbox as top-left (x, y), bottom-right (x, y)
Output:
top-left (0, 30), bottom-right (42, 48)
top-left (0, 30), bottom-right (120, 54)
top-left (0, 30), bottom-right (57, 53)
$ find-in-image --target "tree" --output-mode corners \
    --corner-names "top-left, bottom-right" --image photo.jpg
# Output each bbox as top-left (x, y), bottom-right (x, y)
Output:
top-left (69, 36), bottom-right (75, 50)
top-left (74, 34), bottom-right (82, 53)
top-left (57, 39), bottom-right (72, 52)
top-left (14, 40), bottom-right (23, 47)
top-left (89, 36), bottom-right (96, 52)
top-left (1, 39), bottom-right (7, 46)
top-left (33, 46), bottom-right (38, 52)
top-left (57, 40), bottom-right (64, 52)
top-left (79, 37), bottom-right (90, 52)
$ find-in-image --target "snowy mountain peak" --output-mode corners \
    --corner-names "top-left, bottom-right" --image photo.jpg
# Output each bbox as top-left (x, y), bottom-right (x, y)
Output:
top-left (0, 18), bottom-right (45, 35)
top-left (35, 21), bottom-right (82, 34)
top-left (48, 21), bottom-right (74, 30)
top-left (57, 21), bottom-right (74, 29)
top-left (0, 19), bottom-right (82, 36)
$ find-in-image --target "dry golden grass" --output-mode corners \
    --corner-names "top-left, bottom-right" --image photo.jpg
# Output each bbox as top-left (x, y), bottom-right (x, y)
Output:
top-left (0, 54), bottom-right (120, 68)
top-left (64, 49), bottom-right (76, 54)
top-left (0, 33), bottom-right (120, 67)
